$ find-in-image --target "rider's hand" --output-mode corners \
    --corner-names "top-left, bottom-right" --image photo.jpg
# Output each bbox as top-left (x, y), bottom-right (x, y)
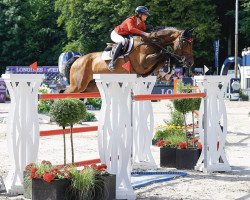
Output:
top-left (143, 32), bottom-right (150, 38)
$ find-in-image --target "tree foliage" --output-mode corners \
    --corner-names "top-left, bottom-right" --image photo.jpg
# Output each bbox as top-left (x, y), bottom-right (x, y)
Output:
top-left (240, 0), bottom-right (250, 43)
top-left (0, 0), bottom-right (249, 71)
top-left (0, 0), bottom-right (66, 67)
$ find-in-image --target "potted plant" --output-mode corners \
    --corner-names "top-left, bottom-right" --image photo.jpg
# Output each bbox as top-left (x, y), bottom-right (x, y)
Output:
top-left (24, 161), bottom-right (116, 200)
top-left (49, 98), bottom-right (86, 164)
top-left (152, 104), bottom-right (184, 145)
top-left (173, 81), bottom-right (202, 169)
top-left (67, 164), bottom-right (116, 200)
top-left (176, 138), bottom-right (202, 169)
top-left (23, 160), bottom-right (71, 200)
top-left (157, 132), bottom-right (186, 168)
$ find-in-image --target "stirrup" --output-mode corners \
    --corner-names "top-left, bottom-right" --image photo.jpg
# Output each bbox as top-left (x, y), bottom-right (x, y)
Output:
top-left (108, 61), bottom-right (115, 71)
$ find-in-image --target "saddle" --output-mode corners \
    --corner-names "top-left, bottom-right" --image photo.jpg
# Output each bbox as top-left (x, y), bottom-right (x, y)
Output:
top-left (101, 36), bottom-right (134, 61)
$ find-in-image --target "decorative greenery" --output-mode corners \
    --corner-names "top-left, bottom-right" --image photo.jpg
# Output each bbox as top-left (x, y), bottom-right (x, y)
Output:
top-left (38, 84), bottom-right (53, 114)
top-left (156, 133), bottom-right (186, 148)
top-left (154, 124), bottom-right (185, 142)
top-left (49, 98), bottom-right (87, 164)
top-left (86, 98), bottom-right (102, 110)
top-left (24, 161), bottom-right (109, 200)
top-left (239, 90), bottom-right (249, 101)
top-left (164, 104), bottom-right (185, 126)
top-left (67, 163), bottom-right (108, 200)
top-left (82, 112), bottom-right (97, 122)
top-left (172, 81), bottom-right (201, 148)
top-left (0, 1), bottom-right (248, 69)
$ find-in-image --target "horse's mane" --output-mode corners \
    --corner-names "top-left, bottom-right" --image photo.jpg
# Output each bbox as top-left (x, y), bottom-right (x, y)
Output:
top-left (149, 26), bottom-right (182, 33)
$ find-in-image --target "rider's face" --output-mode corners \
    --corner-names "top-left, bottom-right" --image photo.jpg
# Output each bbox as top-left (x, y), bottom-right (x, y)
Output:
top-left (141, 14), bottom-right (148, 21)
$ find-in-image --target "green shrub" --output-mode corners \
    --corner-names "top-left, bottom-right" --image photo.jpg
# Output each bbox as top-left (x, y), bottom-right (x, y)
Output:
top-left (165, 104), bottom-right (185, 126)
top-left (82, 112), bottom-right (96, 122)
top-left (154, 124), bottom-right (185, 141)
top-left (38, 84), bottom-right (53, 113)
top-left (239, 90), bottom-right (249, 101)
top-left (86, 98), bottom-right (102, 109)
top-left (49, 98), bottom-right (87, 164)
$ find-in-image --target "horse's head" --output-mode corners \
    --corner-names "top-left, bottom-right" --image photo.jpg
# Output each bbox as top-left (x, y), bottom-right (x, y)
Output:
top-left (149, 27), bottom-right (194, 68)
top-left (172, 28), bottom-right (194, 67)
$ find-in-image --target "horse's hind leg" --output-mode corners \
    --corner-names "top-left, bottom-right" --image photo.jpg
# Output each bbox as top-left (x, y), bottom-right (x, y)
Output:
top-left (84, 80), bottom-right (98, 92)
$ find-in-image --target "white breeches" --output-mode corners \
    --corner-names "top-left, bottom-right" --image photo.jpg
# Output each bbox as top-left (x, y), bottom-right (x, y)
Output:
top-left (111, 30), bottom-right (125, 45)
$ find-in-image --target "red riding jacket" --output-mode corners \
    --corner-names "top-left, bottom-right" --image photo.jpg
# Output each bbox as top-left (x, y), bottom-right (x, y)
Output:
top-left (114, 16), bottom-right (146, 36)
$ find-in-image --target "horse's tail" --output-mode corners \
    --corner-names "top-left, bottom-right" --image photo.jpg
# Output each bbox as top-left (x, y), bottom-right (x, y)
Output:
top-left (65, 56), bottom-right (80, 84)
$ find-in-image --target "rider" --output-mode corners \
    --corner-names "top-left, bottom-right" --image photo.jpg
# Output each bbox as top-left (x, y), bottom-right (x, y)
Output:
top-left (108, 6), bottom-right (151, 71)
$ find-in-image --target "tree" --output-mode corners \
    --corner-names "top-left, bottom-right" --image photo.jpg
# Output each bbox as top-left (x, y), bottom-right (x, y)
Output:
top-left (147, 0), bottom-right (221, 67)
top-left (0, 0), bottom-right (66, 67)
top-left (49, 98), bottom-right (86, 164)
top-left (240, 0), bottom-right (250, 44)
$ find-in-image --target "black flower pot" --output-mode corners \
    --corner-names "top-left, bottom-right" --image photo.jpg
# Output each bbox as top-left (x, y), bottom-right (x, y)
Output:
top-left (32, 178), bottom-right (71, 200)
top-left (99, 174), bottom-right (116, 200)
top-left (160, 147), bottom-right (176, 168)
top-left (67, 174), bottom-right (116, 200)
top-left (176, 148), bottom-right (200, 170)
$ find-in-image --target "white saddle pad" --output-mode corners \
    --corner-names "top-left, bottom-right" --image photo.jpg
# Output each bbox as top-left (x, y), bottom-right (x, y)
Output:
top-left (101, 37), bottom-right (134, 61)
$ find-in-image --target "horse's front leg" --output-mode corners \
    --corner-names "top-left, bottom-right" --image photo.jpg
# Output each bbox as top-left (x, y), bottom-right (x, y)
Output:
top-left (141, 52), bottom-right (165, 69)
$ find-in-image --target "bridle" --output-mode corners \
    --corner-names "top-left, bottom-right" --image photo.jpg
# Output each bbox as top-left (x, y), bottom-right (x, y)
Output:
top-left (135, 31), bottom-right (193, 65)
top-left (126, 30), bottom-right (193, 76)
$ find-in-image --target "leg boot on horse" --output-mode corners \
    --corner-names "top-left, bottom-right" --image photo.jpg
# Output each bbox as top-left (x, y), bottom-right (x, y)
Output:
top-left (108, 42), bottom-right (123, 71)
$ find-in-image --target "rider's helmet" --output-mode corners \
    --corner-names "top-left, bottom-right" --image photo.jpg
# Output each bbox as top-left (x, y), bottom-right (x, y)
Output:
top-left (135, 6), bottom-right (150, 16)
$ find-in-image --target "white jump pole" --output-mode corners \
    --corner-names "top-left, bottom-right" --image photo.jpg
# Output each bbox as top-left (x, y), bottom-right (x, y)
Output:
top-left (194, 75), bottom-right (231, 172)
top-left (2, 74), bottom-right (44, 195)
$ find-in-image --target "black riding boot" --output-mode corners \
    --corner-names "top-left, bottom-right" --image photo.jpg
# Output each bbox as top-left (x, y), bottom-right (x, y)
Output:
top-left (108, 42), bottom-right (123, 71)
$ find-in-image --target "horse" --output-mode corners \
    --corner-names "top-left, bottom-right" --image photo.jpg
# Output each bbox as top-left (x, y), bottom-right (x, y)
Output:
top-left (62, 27), bottom-right (194, 93)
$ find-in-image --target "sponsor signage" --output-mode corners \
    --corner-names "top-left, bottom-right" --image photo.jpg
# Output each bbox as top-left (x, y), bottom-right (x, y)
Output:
top-left (6, 66), bottom-right (59, 74)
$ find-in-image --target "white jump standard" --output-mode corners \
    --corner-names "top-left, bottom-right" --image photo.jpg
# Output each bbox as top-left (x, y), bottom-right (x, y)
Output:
top-left (2, 74), bottom-right (44, 195)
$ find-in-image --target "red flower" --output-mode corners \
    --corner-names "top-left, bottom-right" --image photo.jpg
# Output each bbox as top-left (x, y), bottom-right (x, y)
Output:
top-left (165, 140), bottom-right (171, 145)
top-left (30, 167), bottom-right (38, 179)
top-left (99, 164), bottom-right (107, 169)
top-left (43, 172), bottom-right (55, 183)
top-left (90, 164), bottom-right (97, 170)
top-left (198, 143), bottom-right (202, 150)
top-left (41, 160), bottom-right (52, 166)
top-left (156, 140), bottom-right (164, 147)
top-left (178, 142), bottom-right (187, 149)
top-left (97, 163), bottom-right (107, 172)
top-left (25, 163), bottom-right (35, 171)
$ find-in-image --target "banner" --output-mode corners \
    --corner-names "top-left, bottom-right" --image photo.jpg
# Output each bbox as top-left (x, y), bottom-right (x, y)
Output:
top-left (214, 40), bottom-right (219, 68)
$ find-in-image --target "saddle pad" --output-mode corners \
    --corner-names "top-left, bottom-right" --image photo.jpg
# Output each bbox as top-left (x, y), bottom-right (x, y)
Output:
top-left (101, 37), bottom-right (134, 61)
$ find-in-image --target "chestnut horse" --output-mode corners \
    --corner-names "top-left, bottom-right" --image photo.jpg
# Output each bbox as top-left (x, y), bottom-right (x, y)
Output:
top-left (63, 27), bottom-right (194, 93)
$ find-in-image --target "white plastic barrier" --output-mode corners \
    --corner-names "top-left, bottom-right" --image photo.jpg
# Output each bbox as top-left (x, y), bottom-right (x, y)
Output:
top-left (95, 74), bottom-right (137, 200)
top-left (2, 74), bottom-right (44, 195)
top-left (132, 77), bottom-right (157, 169)
top-left (94, 74), bottom-right (157, 199)
top-left (194, 76), bottom-right (231, 172)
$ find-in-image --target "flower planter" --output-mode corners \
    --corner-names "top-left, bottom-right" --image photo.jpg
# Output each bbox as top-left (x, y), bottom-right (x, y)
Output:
top-left (176, 148), bottom-right (200, 170)
top-left (98, 174), bottom-right (116, 200)
top-left (32, 178), bottom-right (71, 200)
top-left (160, 147), bottom-right (176, 168)
top-left (68, 174), bottom-right (116, 200)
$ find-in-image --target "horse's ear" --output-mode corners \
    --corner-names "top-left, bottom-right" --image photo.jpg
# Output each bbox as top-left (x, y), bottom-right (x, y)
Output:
top-left (188, 28), bottom-right (194, 36)
top-left (183, 28), bottom-right (194, 38)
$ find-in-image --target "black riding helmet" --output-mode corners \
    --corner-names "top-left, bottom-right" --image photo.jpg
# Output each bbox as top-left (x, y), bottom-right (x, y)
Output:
top-left (135, 6), bottom-right (150, 16)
